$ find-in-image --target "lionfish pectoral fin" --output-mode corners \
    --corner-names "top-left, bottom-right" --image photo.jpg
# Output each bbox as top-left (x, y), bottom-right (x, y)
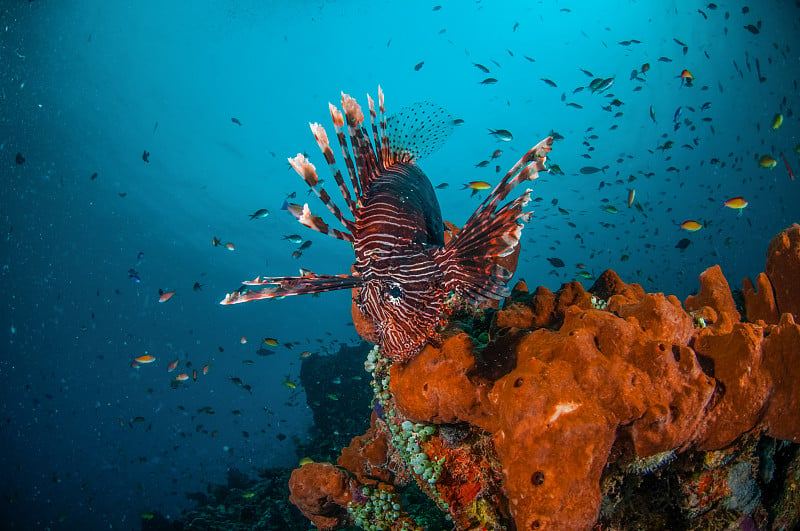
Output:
top-left (435, 136), bottom-right (554, 304)
top-left (220, 274), bottom-right (362, 305)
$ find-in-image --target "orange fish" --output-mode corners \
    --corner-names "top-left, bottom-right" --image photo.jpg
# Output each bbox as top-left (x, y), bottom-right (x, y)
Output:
top-left (299, 351), bottom-right (312, 359)
top-left (158, 289), bottom-right (175, 303)
top-left (724, 197), bottom-right (748, 210)
top-left (134, 354), bottom-right (156, 364)
top-left (627, 189), bottom-right (635, 208)
top-left (679, 69), bottom-right (693, 86)
top-left (175, 373), bottom-right (190, 381)
top-left (225, 242), bottom-right (235, 251)
top-left (680, 220), bottom-right (703, 232)
top-left (263, 338), bottom-right (279, 347)
top-left (167, 359), bottom-right (179, 372)
top-left (192, 369), bottom-right (198, 381)
top-left (202, 364), bottom-right (210, 375)
top-left (240, 336), bottom-right (247, 344)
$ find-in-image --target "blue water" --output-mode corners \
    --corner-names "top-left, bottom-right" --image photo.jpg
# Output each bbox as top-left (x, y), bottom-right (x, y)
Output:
top-left (1, 1), bottom-right (798, 529)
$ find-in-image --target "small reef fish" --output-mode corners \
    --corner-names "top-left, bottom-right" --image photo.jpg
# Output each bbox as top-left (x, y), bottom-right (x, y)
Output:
top-left (249, 209), bottom-right (269, 220)
top-left (679, 69), bottom-right (694, 87)
top-left (175, 373), bottom-right (190, 382)
top-left (263, 338), bottom-right (279, 347)
top-left (167, 359), bottom-right (179, 372)
top-left (724, 197), bottom-right (749, 211)
top-left (488, 128), bottom-right (514, 141)
top-left (158, 289), bottom-right (175, 303)
top-left (221, 87), bottom-right (553, 362)
top-left (135, 355), bottom-right (156, 364)
top-left (681, 220), bottom-right (703, 232)
top-left (759, 155), bottom-right (777, 169)
top-left (283, 378), bottom-right (297, 389)
top-left (771, 113), bottom-right (783, 130)
top-left (463, 181), bottom-right (492, 197)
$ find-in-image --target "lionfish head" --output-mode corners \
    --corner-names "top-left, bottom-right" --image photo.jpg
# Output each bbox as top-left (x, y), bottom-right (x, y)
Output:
top-left (356, 252), bottom-right (448, 363)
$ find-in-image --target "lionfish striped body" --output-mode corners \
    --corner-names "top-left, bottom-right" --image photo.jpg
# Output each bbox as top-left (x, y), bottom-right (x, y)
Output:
top-left (221, 87), bottom-right (553, 363)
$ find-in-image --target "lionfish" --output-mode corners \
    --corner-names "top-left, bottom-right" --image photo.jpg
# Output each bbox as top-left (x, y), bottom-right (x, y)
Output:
top-left (221, 87), bottom-right (553, 363)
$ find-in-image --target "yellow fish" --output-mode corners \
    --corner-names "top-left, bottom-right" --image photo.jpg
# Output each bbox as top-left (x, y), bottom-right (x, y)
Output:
top-left (724, 197), bottom-right (748, 210)
top-left (680, 220), bottom-right (703, 232)
top-left (772, 113), bottom-right (783, 130)
top-left (242, 492), bottom-right (256, 499)
top-left (283, 378), bottom-right (297, 389)
top-left (462, 181), bottom-right (492, 197)
top-left (759, 155), bottom-right (777, 169)
top-left (263, 337), bottom-right (279, 347)
top-left (299, 457), bottom-right (315, 466)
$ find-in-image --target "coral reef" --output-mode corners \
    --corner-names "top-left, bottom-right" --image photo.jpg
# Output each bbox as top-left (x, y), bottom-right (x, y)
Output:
top-left (288, 224), bottom-right (800, 530)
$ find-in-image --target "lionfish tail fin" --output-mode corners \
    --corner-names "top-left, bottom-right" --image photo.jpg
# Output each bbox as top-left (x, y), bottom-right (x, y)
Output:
top-left (435, 136), bottom-right (554, 304)
top-left (220, 274), bottom-right (362, 305)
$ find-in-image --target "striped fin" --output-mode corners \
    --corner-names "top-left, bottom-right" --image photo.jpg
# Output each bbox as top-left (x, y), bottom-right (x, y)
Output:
top-left (309, 123), bottom-right (358, 215)
top-left (284, 202), bottom-right (353, 242)
top-left (436, 137), bottom-right (553, 303)
top-left (341, 93), bottom-right (380, 196)
top-left (220, 274), bottom-right (362, 305)
top-left (467, 136), bottom-right (553, 225)
top-left (328, 103), bottom-right (362, 200)
top-left (288, 153), bottom-right (355, 235)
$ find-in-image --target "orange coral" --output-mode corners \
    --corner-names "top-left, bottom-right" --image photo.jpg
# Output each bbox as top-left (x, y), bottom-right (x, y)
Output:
top-left (289, 224), bottom-right (800, 530)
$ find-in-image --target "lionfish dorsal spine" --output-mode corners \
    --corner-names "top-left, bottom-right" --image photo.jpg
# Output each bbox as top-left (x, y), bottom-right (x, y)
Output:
top-left (341, 92), bottom-right (380, 197)
top-left (294, 203), bottom-right (353, 242)
top-left (310, 122), bottom-right (358, 215)
top-left (377, 86), bottom-right (389, 166)
top-left (367, 94), bottom-right (384, 170)
top-left (328, 102), bottom-right (363, 201)
top-left (288, 152), bottom-right (355, 236)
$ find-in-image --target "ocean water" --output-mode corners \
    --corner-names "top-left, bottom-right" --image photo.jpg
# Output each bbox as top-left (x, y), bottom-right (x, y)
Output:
top-left (1, 1), bottom-right (798, 529)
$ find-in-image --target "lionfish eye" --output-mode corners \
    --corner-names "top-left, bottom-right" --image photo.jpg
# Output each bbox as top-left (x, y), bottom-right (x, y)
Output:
top-left (387, 284), bottom-right (403, 300)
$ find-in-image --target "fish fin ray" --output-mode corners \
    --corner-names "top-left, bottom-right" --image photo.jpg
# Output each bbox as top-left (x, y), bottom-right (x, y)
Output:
top-left (384, 101), bottom-right (454, 165)
top-left (220, 274), bottom-right (361, 304)
top-left (289, 152), bottom-right (355, 233)
top-left (434, 136), bottom-right (554, 303)
top-left (287, 203), bottom-right (354, 241)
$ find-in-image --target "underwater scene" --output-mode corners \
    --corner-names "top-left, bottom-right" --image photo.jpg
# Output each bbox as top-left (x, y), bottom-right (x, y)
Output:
top-left (2, 0), bottom-right (800, 529)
